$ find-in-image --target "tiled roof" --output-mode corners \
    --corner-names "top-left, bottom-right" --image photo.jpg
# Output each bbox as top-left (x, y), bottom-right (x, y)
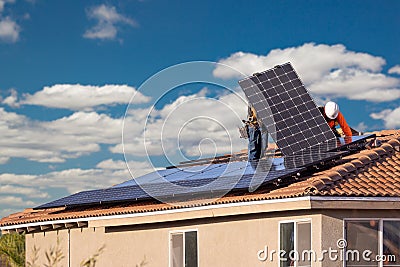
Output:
top-left (2, 130), bottom-right (400, 227)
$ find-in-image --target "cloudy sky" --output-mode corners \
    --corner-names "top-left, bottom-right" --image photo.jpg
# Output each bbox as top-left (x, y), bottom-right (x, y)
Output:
top-left (0, 0), bottom-right (399, 217)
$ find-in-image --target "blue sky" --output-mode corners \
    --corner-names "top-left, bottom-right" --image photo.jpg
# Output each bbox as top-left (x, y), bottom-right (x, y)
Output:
top-left (0, 0), bottom-right (400, 217)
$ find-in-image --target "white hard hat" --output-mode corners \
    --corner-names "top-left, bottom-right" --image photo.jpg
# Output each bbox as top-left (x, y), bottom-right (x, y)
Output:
top-left (324, 101), bottom-right (339, 119)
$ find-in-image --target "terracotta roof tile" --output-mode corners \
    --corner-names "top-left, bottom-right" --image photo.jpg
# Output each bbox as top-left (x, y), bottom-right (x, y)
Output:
top-left (384, 188), bottom-right (396, 195)
top-left (383, 182), bottom-right (396, 189)
top-left (374, 147), bottom-right (389, 156)
top-left (332, 166), bottom-right (351, 177)
top-left (375, 187), bottom-right (389, 195)
top-left (388, 139), bottom-right (400, 150)
top-left (358, 176), bottom-right (371, 183)
top-left (365, 187), bottom-right (379, 195)
top-left (323, 171), bottom-right (342, 182)
top-left (381, 143), bottom-right (395, 153)
top-left (378, 130), bottom-right (400, 136)
top-left (340, 187), bottom-right (354, 195)
top-left (357, 188), bottom-right (370, 195)
top-left (387, 172), bottom-right (398, 179)
top-left (3, 130), bottom-right (400, 227)
top-left (357, 155), bottom-right (373, 165)
top-left (351, 160), bottom-right (365, 169)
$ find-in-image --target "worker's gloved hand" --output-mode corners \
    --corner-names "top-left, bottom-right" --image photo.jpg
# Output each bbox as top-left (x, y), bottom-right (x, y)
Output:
top-left (344, 136), bottom-right (352, 144)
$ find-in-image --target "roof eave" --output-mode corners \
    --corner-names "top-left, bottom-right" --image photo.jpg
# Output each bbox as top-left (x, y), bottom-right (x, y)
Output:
top-left (2, 195), bottom-right (400, 232)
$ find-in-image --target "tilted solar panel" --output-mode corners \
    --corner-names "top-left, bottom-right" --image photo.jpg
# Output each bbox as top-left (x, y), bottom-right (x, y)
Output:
top-left (238, 62), bottom-right (337, 156)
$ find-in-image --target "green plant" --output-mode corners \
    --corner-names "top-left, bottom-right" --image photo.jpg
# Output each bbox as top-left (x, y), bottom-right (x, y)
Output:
top-left (0, 232), bottom-right (25, 267)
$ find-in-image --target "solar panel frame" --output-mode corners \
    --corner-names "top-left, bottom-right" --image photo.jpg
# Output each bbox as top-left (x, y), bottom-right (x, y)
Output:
top-left (336, 134), bottom-right (375, 149)
top-left (238, 62), bottom-right (337, 156)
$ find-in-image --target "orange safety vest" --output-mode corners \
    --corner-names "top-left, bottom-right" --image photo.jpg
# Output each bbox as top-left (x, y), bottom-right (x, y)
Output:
top-left (319, 107), bottom-right (352, 137)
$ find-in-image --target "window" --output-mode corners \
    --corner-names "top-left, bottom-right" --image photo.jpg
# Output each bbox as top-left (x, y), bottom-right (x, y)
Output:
top-left (346, 220), bottom-right (379, 266)
top-left (383, 221), bottom-right (400, 266)
top-left (170, 230), bottom-right (198, 267)
top-left (345, 219), bottom-right (400, 267)
top-left (280, 220), bottom-right (312, 267)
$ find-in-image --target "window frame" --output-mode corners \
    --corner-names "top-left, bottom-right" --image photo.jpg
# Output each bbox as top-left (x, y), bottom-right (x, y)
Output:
top-left (278, 218), bottom-right (312, 267)
top-left (343, 218), bottom-right (400, 267)
top-left (169, 229), bottom-right (199, 267)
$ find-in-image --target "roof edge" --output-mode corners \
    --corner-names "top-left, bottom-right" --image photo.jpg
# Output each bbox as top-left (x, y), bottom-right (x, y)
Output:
top-left (1, 196), bottom-right (312, 230)
top-left (3, 196), bottom-right (400, 231)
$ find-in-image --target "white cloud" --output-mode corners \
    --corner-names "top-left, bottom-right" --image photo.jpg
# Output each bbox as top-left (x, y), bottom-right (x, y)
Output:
top-left (84, 23), bottom-right (117, 40)
top-left (96, 158), bottom-right (128, 169)
top-left (0, 196), bottom-right (35, 207)
top-left (0, 208), bottom-right (19, 218)
top-left (14, 84), bottom-right (150, 110)
top-left (83, 4), bottom-right (137, 40)
top-left (0, 108), bottom-right (128, 163)
top-left (0, 185), bottom-right (49, 198)
top-left (0, 156), bottom-right (9, 163)
top-left (214, 43), bottom-right (400, 102)
top-left (96, 158), bottom-right (154, 179)
top-left (355, 122), bottom-right (368, 133)
top-left (2, 88), bottom-right (19, 107)
top-left (389, 65), bottom-right (400, 75)
top-left (370, 108), bottom-right (400, 129)
top-left (0, 159), bottom-right (156, 216)
top-left (0, 159), bottom-right (155, 211)
top-left (0, 194), bottom-right (39, 217)
top-left (0, 100), bottom-right (161, 171)
top-left (0, 0), bottom-right (14, 13)
top-left (115, 89), bottom-right (249, 162)
top-left (307, 68), bottom-right (400, 102)
top-left (0, 17), bottom-right (20, 42)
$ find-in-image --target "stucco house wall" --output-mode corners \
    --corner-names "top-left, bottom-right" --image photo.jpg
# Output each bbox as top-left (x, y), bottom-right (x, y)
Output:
top-left (25, 208), bottom-right (400, 267)
top-left (26, 211), bottom-right (322, 267)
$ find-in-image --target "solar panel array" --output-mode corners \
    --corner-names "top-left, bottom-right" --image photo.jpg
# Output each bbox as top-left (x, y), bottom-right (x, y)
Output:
top-left (238, 62), bottom-right (337, 156)
top-left (36, 161), bottom-right (302, 209)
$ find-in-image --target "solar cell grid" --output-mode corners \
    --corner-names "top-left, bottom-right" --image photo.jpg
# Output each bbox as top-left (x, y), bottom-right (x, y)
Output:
top-left (36, 163), bottom-right (301, 209)
top-left (239, 62), bottom-right (337, 156)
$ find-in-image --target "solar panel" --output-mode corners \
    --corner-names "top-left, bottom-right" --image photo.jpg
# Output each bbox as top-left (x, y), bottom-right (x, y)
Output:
top-left (337, 134), bottom-right (375, 149)
top-left (36, 160), bottom-right (301, 209)
top-left (282, 151), bottom-right (347, 169)
top-left (114, 168), bottom-right (179, 187)
top-left (116, 163), bottom-right (242, 187)
top-left (238, 62), bottom-right (338, 156)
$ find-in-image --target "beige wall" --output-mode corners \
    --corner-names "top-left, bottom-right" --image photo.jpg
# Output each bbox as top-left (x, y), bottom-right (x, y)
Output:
top-left (26, 211), bottom-right (322, 267)
top-left (25, 209), bottom-right (400, 267)
top-left (26, 229), bottom-right (69, 267)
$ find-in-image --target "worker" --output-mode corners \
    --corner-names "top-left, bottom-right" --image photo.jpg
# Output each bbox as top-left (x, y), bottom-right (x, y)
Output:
top-left (245, 106), bottom-right (262, 161)
top-left (319, 101), bottom-right (352, 137)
